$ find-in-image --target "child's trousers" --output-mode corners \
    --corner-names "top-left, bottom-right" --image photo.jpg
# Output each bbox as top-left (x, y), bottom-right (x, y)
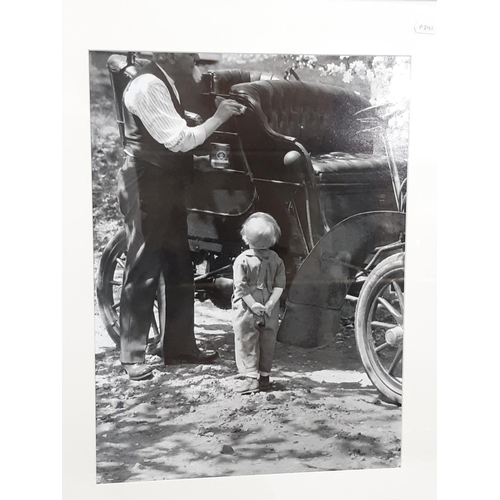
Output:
top-left (232, 298), bottom-right (280, 376)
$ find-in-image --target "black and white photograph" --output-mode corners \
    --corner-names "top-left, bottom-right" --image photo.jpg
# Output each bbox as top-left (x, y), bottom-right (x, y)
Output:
top-left (90, 49), bottom-right (411, 483)
top-left (60, 1), bottom-right (439, 498)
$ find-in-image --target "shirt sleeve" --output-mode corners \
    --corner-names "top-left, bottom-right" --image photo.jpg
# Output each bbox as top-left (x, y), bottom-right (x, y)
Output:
top-left (233, 256), bottom-right (252, 300)
top-left (273, 256), bottom-right (286, 289)
top-left (124, 75), bottom-right (207, 152)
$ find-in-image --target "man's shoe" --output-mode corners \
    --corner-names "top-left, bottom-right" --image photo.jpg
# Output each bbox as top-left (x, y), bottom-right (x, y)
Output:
top-left (235, 378), bottom-right (259, 394)
top-left (164, 349), bottom-right (219, 365)
top-left (122, 363), bottom-right (153, 381)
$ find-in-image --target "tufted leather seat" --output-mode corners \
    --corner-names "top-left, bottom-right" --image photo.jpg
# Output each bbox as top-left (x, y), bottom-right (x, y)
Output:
top-left (311, 152), bottom-right (397, 183)
top-left (229, 80), bottom-right (406, 187)
top-left (205, 69), bottom-right (280, 96)
top-left (230, 80), bottom-right (373, 158)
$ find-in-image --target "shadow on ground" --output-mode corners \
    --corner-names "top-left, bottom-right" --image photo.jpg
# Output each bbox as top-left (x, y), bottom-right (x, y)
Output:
top-left (94, 302), bottom-right (402, 484)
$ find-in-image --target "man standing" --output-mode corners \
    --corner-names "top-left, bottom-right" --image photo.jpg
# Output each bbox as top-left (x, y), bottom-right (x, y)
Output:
top-left (118, 52), bottom-right (244, 380)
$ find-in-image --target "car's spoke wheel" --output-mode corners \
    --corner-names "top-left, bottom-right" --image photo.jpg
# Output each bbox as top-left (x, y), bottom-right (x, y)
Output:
top-left (96, 228), bottom-right (164, 352)
top-left (354, 252), bottom-right (405, 405)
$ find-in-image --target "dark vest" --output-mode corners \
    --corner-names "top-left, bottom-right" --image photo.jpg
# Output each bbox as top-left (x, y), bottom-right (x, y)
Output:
top-left (122, 62), bottom-right (193, 174)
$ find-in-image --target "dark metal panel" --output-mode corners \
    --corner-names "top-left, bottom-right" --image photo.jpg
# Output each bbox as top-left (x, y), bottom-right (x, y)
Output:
top-left (277, 211), bottom-right (405, 347)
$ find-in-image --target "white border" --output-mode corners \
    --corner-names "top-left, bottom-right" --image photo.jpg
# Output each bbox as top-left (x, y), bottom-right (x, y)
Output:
top-left (63, 1), bottom-right (437, 498)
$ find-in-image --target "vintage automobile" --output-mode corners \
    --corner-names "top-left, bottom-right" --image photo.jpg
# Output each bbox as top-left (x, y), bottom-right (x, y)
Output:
top-left (96, 53), bottom-right (407, 404)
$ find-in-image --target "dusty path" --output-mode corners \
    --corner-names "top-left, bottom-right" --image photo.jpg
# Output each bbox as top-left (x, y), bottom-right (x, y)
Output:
top-left (94, 301), bottom-right (401, 483)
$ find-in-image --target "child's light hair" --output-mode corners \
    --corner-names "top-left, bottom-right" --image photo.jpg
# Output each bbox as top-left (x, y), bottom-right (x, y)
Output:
top-left (241, 212), bottom-right (281, 249)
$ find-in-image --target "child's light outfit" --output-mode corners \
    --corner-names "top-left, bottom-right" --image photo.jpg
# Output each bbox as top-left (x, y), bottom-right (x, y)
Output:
top-left (232, 248), bottom-right (286, 377)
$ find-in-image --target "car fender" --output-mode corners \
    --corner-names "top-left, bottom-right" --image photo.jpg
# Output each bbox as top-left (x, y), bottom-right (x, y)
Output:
top-left (277, 211), bottom-right (406, 347)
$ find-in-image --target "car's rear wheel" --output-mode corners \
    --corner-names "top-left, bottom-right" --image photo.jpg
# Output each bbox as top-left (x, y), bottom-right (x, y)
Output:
top-left (96, 228), bottom-right (165, 353)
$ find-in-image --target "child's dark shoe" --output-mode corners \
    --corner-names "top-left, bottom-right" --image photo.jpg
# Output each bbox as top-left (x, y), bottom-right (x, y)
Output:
top-left (235, 378), bottom-right (259, 394)
top-left (259, 375), bottom-right (270, 390)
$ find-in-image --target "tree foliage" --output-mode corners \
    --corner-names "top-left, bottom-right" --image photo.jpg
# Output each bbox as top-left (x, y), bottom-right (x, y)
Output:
top-left (282, 54), bottom-right (411, 157)
top-left (282, 54), bottom-right (411, 105)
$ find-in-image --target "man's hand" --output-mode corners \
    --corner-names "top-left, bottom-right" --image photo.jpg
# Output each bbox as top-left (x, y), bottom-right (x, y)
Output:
top-left (214, 99), bottom-right (246, 123)
top-left (200, 100), bottom-right (246, 140)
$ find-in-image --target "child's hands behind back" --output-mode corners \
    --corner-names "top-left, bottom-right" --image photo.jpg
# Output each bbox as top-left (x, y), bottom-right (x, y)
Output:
top-left (250, 302), bottom-right (266, 316)
top-left (264, 301), bottom-right (275, 317)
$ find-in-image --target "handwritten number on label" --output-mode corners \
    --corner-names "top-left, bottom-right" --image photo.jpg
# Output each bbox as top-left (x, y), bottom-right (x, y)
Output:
top-left (414, 22), bottom-right (436, 35)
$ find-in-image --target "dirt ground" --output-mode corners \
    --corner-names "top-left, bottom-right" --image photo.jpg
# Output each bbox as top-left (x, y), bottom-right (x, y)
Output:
top-left (94, 300), bottom-right (401, 484)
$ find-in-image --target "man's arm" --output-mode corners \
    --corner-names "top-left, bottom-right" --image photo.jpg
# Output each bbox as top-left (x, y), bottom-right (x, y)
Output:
top-left (125, 76), bottom-right (244, 153)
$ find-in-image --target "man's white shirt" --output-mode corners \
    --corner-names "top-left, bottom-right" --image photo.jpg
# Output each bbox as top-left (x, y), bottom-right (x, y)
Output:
top-left (123, 64), bottom-right (206, 153)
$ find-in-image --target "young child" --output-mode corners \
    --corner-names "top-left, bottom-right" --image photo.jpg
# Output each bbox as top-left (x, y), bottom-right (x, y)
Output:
top-left (232, 213), bottom-right (286, 394)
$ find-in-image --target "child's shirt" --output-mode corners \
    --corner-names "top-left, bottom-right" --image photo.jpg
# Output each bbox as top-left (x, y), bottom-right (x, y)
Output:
top-left (232, 248), bottom-right (286, 303)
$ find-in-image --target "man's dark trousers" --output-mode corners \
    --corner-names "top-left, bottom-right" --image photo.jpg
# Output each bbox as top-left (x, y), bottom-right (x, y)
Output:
top-left (117, 156), bottom-right (198, 364)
